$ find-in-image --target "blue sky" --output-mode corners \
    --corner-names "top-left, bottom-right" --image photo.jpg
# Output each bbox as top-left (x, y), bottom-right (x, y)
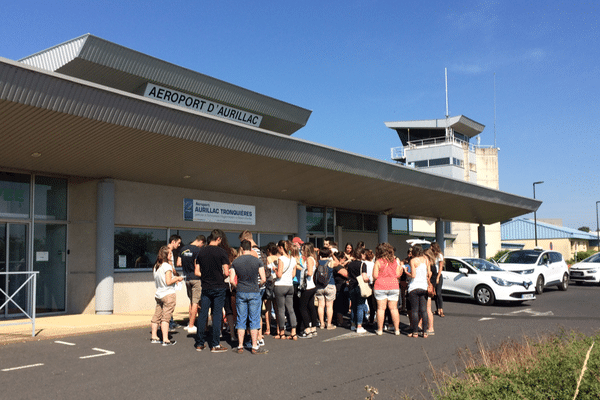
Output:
top-left (2, 1), bottom-right (599, 230)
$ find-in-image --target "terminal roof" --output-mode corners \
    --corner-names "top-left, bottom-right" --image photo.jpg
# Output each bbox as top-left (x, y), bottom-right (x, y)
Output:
top-left (0, 39), bottom-right (540, 225)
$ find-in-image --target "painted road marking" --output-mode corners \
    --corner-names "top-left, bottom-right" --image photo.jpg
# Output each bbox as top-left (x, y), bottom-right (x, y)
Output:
top-left (491, 309), bottom-right (554, 317)
top-left (479, 317), bottom-right (495, 321)
top-left (323, 331), bottom-right (376, 342)
top-left (54, 340), bottom-right (76, 346)
top-left (79, 348), bottom-right (115, 359)
top-left (2, 363), bottom-right (44, 372)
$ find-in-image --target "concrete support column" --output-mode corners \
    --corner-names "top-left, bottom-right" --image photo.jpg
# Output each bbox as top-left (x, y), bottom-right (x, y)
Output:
top-left (378, 214), bottom-right (388, 244)
top-left (96, 179), bottom-right (114, 315)
top-left (297, 204), bottom-right (307, 242)
top-left (435, 219), bottom-right (445, 253)
top-left (478, 224), bottom-right (486, 260)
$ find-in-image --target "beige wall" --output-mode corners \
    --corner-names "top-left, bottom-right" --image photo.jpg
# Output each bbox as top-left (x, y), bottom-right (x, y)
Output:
top-left (67, 178), bottom-right (300, 314)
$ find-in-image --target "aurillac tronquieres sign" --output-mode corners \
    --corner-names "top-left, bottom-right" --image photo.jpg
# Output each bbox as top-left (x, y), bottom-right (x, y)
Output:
top-left (183, 198), bottom-right (255, 225)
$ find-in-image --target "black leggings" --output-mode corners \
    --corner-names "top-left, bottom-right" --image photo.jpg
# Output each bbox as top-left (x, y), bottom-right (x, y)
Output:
top-left (409, 289), bottom-right (428, 332)
top-left (299, 288), bottom-right (318, 331)
top-left (434, 275), bottom-right (444, 311)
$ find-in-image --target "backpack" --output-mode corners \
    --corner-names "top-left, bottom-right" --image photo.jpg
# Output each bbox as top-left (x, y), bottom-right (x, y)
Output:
top-left (314, 259), bottom-right (331, 286)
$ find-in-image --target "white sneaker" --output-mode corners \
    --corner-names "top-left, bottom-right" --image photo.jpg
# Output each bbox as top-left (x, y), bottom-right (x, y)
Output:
top-left (356, 327), bottom-right (367, 334)
top-left (186, 326), bottom-right (197, 334)
top-left (350, 325), bottom-right (356, 331)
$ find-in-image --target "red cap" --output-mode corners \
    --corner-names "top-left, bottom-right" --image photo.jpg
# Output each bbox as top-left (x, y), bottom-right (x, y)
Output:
top-left (292, 237), bottom-right (304, 244)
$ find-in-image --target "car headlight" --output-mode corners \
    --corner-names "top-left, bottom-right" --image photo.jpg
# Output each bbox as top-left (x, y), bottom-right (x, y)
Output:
top-left (515, 269), bottom-right (535, 275)
top-left (492, 276), bottom-right (513, 286)
top-left (588, 270), bottom-right (597, 274)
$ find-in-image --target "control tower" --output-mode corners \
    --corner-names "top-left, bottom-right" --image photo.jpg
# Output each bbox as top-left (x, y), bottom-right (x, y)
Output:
top-left (385, 115), bottom-right (485, 182)
top-left (384, 115), bottom-right (500, 257)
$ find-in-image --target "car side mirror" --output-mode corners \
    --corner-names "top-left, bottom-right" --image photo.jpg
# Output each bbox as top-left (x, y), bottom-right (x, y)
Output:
top-left (459, 267), bottom-right (469, 275)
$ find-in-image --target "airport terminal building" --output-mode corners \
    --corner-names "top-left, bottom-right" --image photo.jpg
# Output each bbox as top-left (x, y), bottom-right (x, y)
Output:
top-left (0, 35), bottom-right (540, 317)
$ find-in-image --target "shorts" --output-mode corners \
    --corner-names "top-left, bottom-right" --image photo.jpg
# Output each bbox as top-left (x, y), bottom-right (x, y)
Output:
top-left (151, 293), bottom-right (176, 324)
top-left (315, 284), bottom-right (336, 302)
top-left (186, 279), bottom-right (202, 304)
top-left (374, 289), bottom-right (400, 302)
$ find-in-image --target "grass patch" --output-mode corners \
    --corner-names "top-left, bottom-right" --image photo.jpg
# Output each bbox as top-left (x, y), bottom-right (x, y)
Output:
top-left (429, 330), bottom-right (600, 399)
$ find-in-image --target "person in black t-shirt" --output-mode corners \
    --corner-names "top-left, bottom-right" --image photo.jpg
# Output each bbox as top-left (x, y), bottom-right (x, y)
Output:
top-left (177, 235), bottom-right (205, 334)
top-left (194, 229), bottom-right (230, 353)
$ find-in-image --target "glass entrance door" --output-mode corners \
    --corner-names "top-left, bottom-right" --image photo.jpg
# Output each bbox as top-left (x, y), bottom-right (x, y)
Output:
top-left (0, 223), bottom-right (29, 318)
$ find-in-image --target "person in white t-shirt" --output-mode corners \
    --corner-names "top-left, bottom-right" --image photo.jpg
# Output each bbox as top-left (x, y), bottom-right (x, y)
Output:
top-left (150, 246), bottom-right (184, 346)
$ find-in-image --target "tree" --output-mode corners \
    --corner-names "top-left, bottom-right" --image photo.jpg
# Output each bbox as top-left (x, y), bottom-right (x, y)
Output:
top-left (578, 226), bottom-right (591, 232)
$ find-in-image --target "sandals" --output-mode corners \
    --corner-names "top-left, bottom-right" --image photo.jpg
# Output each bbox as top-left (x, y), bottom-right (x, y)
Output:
top-left (408, 332), bottom-right (419, 338)
top-left (274, 332), bottom-right (286, 339)
top-left (288, 334), bottom-right (298, 341)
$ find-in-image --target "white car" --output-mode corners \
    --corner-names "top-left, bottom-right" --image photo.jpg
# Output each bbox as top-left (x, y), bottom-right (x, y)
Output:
top-left (442, 257), bottom-right (536, 306)
top-left (497, 249), bottom-right (569, 294)
top-left (569, 253), bottom-right (600, 285)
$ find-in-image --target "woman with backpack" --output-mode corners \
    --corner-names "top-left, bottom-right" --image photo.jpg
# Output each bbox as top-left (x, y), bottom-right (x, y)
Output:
top-left (314, 247), bottom-right (337, 330)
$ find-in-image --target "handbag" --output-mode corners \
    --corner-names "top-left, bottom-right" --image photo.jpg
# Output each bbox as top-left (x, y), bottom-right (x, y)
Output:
top-left (357, 275), bottom-right (372, 298)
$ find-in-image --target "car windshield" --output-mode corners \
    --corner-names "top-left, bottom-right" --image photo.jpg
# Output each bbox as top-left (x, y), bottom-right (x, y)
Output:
top-left (498, 251), bottom-right (541, 264)
top-left (582, 253), bottom-right (600, 263)
top-left (463, 258), bottom-right (503, 272)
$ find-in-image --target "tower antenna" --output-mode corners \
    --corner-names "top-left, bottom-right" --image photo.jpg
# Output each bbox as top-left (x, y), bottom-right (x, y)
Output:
top-left (445, 68), bottom-right (450, 138)
top-left (493, 72), bottom-right (497, 148)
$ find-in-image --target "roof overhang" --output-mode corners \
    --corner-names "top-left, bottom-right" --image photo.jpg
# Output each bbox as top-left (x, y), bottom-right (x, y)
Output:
top-left (18, 34), bottom-right (312, 136)
top-left (0, 57), bottom-right (540, 225)
top-left (385, 115), bottom-right (485, 138)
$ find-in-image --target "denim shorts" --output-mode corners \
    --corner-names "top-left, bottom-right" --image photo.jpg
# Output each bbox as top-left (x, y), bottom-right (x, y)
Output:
top-left (374, 289), bottom-right (400, 301)
top-left (235, 291), bottom-right (262, 330)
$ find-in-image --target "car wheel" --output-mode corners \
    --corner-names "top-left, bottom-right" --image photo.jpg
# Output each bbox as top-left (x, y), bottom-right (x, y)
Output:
top-left (475, 285), bottom-right (495, 306)
top-left (558, 273), bottom-right (569, 291)
top-left (535, 275), bottom-right (544, 294)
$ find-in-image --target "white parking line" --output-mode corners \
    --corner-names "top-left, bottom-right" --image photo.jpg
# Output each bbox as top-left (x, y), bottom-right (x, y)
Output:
top-left (491, 309), bottom-right (554, 317)
top-left (479, 317), bottom-right (495, 321)
top-left (54, 340), bottom-right (76, 346)
top-left (322, 331), bottom-right (375, 342)
top-left (79, 348), bottom-right (115, 359)
top-left (2, 363), bottom-right (44, 372)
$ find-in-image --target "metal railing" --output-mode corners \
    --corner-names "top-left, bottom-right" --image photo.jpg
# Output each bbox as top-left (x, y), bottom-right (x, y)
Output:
top-left (0, 271), bottom-right (38, 337)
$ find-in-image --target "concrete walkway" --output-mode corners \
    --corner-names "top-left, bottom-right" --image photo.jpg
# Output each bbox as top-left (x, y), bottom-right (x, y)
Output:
top-left (0, 307), bottom-right (190, 346)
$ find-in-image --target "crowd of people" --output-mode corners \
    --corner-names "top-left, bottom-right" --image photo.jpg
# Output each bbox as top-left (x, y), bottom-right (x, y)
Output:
top-left (150, 229), bottom-right (446, 353)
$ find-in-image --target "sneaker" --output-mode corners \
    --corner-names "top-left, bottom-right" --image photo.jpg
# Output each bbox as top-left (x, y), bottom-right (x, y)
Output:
top-left (375, 330), bottom-right (383, 336)
top-left (311, 331), bottom-right (317, 337)
top-left (252, 347), bottom-right (269, 355)
top-left (395, 330), bottom-right (401, 336)
top-left (195, 345), bottom-right (205, 352)
top-left (186, 326), bottom-right (197, 334)
top-left (257, 338), bottom-right (265, 347)
top-left (162, 340), bottom-right (177, 346)
top-left (211, 345), bottom-right (228, 353)
top-left (243, 341), bottom-right (253, 349)
top-left (350, 325), bottom-right (356, 331)
top-left (150, 339), bottom-right (162, 344)
top-left (356, 327), bottom-right (367, 334)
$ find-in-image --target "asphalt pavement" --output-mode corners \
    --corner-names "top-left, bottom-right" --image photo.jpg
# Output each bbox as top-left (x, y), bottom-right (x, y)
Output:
top-left (1, 284), bottom-right (600, 399)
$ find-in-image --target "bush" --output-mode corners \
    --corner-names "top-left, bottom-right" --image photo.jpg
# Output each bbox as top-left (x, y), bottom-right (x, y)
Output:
top-left (488, 250), bottom-right (510, 262)
top-left (433, 331), bottom-right (600, 399)
top-left (567, 250), bottom-right (596, 264)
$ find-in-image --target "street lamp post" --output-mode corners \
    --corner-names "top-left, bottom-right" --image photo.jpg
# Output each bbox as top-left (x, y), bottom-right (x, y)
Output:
top-left (533, 181), bottom-right (544, 247)
top-left (596, 201), bottom-right (600, 251)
